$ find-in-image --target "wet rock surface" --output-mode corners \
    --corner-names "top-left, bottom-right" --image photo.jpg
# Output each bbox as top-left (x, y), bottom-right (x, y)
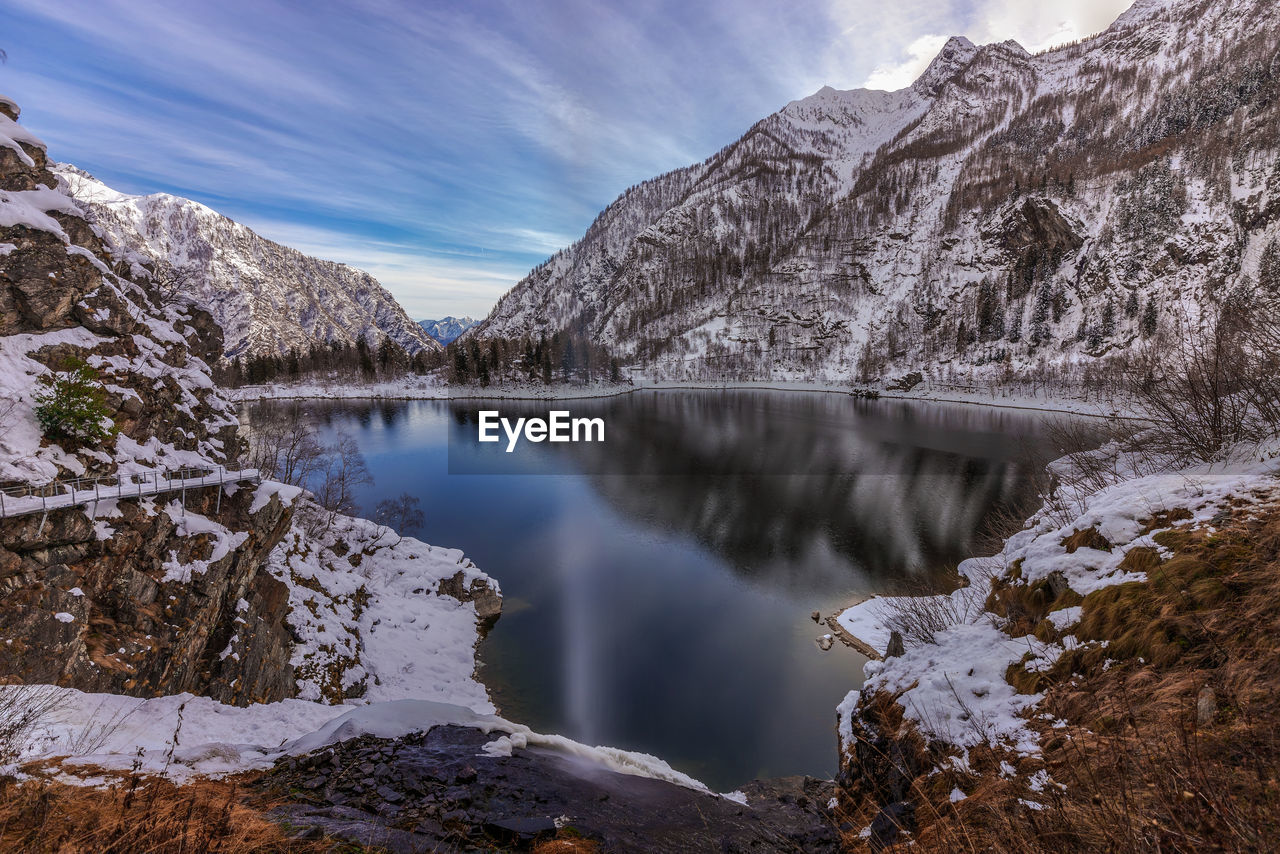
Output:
top-left (259, 725), bottom-right (840, 853)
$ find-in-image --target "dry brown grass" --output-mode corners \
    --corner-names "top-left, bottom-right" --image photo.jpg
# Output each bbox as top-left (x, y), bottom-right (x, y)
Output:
top-left (841, 503), bottom-right (1280, 853)
top-left (0, 770), bottom-right (336, 853)
top-left (533, 839), bottom-right (603, 853)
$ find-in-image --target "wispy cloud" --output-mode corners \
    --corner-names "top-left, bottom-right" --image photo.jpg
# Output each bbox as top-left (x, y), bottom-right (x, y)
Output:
top-left (1, 0), bottom-right (1139, 320)
top-left (864, 34), bottom-right (953, 91)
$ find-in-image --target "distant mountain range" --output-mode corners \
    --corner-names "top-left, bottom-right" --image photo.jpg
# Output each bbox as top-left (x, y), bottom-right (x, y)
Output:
top-left (418, 316), bottom-right (479, 345)
top-left (55, 165), bottom-right (440, 361)
top-left (476, 0), bottom-right (1280, 384)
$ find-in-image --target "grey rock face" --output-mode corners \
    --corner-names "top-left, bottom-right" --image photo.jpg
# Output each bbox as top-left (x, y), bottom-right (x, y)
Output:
top-left (0, 101), bottom-right (300, 704)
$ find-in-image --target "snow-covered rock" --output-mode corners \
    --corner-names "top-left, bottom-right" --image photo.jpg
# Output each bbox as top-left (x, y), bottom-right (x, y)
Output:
top-left (843, 444), bottom-right (1280, 772)
top-left (266, 500), bottom-right (500, 711)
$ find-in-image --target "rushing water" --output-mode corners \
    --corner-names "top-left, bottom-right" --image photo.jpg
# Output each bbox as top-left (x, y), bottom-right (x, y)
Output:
top-left (246, 390), bottom-right (1064, 791)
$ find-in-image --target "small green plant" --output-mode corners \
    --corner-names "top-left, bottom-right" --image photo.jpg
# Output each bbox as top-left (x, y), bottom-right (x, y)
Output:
top-left (32, 357), bottom-right (116, 445)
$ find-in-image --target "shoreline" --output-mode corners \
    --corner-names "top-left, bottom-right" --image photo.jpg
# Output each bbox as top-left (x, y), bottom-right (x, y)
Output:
top-left (232, 379), bottom-right (1149, 421)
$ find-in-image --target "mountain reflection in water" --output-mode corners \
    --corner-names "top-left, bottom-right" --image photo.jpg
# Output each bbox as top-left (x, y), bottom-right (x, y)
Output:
top-left (243, 390), bottom-right (1078, 789)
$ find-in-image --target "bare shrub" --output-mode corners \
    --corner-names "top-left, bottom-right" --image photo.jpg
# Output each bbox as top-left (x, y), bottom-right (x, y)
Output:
top-left (973, 498), bottom-right (1035, 556)
top-left (374, 492), bottom-right (425, 543)
top-left (64, 702), bottom-right (134, 757)
top-left (150, 260), bottom-right (200, 308)
top-left (1236, 288), bottom-right (1280, 431)
top-left (1042, 418), bottom-right (1141, 492)
top-left (877, 570), bottom-right (995, 648)
top-left (1126, 298), bottom-right (1280, 464)
top-left (0, 685), bottom-right (62, 767)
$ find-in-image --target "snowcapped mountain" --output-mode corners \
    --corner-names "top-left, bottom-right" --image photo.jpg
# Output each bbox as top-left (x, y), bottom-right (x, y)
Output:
top-left (54, 165), bottom-right (440, 361)
top-left (477, 0), bottom-right (1280, 385)
top-left (418, 315), bottom-right (478, 345)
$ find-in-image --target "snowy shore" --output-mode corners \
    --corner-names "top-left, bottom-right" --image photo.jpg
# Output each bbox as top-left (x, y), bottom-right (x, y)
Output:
top-left (834, 444), bottom-right (1280, 771)
top-left (231, 376), bottom-right (1142, 421)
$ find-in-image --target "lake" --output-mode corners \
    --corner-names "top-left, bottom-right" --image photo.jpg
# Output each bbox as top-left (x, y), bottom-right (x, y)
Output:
top-left (245, 390), bottom-right (1063, 791)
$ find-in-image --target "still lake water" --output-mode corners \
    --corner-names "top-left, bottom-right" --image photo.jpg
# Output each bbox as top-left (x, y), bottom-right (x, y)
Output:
top-left (247, 391), bottom-right (1062, 791)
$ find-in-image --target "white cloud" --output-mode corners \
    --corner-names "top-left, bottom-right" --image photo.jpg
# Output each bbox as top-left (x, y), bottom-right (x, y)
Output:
top-left (969, 0), bottom-right (1134, 53)
top-left (842, 0), bottom-right (1136, 90)
top-left (491, 227), bottom-right (577, 255)
top-left (864, 34), bottom-right (952, 91)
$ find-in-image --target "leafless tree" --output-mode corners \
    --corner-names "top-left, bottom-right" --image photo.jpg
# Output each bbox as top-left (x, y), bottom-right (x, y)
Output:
top-left (315, 432), bottom-right (372, 523)
top-left (374, 492), bottom-right (425, 544)
top-left (246, 404), bottom-right (326, 486)
top-left (151, 261), bottom-right (199, 308)
top-left (1237, 289), bottom-right (1280, 430)
top-left (1126, 296), bottom-right (1280, 463)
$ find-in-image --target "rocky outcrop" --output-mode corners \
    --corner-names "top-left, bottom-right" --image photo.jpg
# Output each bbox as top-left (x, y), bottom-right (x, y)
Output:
top-left (260, 727), bottom-right (841, 853)
top-left (0, 488), bottom-right (297, 704)
top-left (0, 99), bottom-right (300, 704)
top-left (436, 570), bottom-right (502, 629)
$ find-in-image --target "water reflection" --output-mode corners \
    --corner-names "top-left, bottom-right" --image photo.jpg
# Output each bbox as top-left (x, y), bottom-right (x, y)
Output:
top-left (243, 391), bottom-right (1068, 789)
top-left (444, 391), bottom-right (1055, 593)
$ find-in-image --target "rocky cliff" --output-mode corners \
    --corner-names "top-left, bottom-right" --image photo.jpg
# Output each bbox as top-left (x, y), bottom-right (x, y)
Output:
top-left (0, 96), bottom-right (305, 703)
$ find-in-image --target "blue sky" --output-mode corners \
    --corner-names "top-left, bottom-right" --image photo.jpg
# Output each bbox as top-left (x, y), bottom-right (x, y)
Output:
top-left (1, 0), bottom-right (1133, 319)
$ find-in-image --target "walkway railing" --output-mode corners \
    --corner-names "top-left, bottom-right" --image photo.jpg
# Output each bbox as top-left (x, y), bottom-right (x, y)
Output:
top-left (0, 466), bottom-right (261, 525)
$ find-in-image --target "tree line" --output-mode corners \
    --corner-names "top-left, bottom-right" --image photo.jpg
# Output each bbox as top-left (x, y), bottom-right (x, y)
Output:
top-left (446, 331), bottom-right (624, 387)
top-left (214, 336), bottom-right (442, 387)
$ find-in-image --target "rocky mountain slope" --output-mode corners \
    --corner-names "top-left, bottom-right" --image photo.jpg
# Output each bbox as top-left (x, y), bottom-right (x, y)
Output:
top-left (1, 98), bottom-right (299, 702)
top-left (54, 165), bottom-right (439, 362)
top-left (0, 98), bottom-right (489, 708)
top-left (418, 315), bottom-right (477, 345)
top-left (477, 0), bottom-right (1280, 386)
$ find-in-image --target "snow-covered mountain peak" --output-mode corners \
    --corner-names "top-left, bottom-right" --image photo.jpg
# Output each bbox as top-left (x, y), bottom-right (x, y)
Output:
top-left (776, 33), bottom-right (986, 138)
top-left (779, 84), bottom-right (915, 132)
top-left (912, 35), bottom-right (980, 95)
top-left (418, 315), bottom-right (479, 345)
top-left (1114, 0), bottom-right (1187, 27)
top-left (54, 164), bottom-right (440, 361)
